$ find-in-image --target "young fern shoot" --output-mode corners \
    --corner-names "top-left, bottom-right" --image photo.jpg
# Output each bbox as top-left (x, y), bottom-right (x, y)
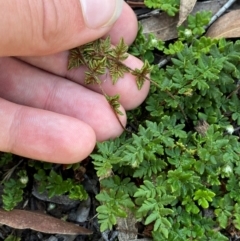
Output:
top-left (67, 36), bottom-right (151, 129)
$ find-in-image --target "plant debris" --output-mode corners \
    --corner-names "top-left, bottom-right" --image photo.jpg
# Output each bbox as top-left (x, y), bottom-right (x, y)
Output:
top-left (0, 209), bottom-right (92, 235)
top-left (206, 9), bottom-right (240, 38)
top-left (178, 0), bottom-right (197, 26)
top-left (140, 0), bottom-right (229, 41)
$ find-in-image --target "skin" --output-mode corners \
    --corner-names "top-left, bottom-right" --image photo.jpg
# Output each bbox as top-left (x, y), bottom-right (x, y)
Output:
top-left (0, 1), bottom-right (150, 163)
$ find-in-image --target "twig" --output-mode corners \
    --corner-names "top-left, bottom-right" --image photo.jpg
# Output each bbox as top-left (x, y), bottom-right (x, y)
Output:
top-left (138, 9), bottom-right (160, 18)
top-left (126, 1), bottom-right (145, 7)
top-left (227, 81), bottom-right (240, 99)
top-left (207, 0), bottom-right (237, 28)
top-left (157, 56), bottom-right (171, 68)
top-left (1, 159), bottom-right (23, 184)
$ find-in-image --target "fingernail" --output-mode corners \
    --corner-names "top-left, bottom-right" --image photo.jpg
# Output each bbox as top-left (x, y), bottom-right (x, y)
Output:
top-left (79, 0), bottom-right (123, 29)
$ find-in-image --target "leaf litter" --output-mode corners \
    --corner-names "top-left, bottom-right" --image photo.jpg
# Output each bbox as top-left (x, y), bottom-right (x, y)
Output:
top-left (177, 0), bottom-right (197, 26)
top-left (117, 210), bottom-right (138, 241)
top-left (140, 0), bottom-right (230, 41)
top-left (0, 209), bottom-right (92, 235)
top-left (206, 9), bottom-right (240, 38)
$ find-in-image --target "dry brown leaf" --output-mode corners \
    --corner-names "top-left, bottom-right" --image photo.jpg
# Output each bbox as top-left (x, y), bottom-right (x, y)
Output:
top-left (141, 0), bottom-right (228, 41)
top-left (117, 211), bottom-right (138, 241)
top-left (206, 10), bottom-right (240, 38)
top-left (195, 120), bottom-right (209, 136)
top-left (0, 209), bottom-right (92, 235)
top-left (178, 0), bottom-right (197, 26)
top-left (141, 12), bottom-right (179, 41)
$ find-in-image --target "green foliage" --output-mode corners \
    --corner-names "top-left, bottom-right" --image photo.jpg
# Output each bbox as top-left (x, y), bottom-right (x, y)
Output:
top-left (34, 169), bottom-right (88, 200)
top-left (0, 159), bottom-right (88, 213)
top-left (90, 9), bottom-right (240, 241)
top-left (134, 179), bottom-right (175, 237)
top-left (193, 189), bottom-right (215, 209)
top-left (129, 24), bottom-right (164, 62)
top-left (100, 175), bottom-right (137, 196)
top-left (4, 235), bottom-right (21, 241)
top-left (2, 170), bottom-right (28, 211)
top-left (69, 184), bottom-right (88, 200)
top-left (164, 41), bottom-right (184, 55)
top-left (96, 189), bottom-right (134, 231)
top-left (91, 139), bottom-right (122, 179)
top-left (0, 153), bottom-right (13, 167)
top-left (144, 0), bottom-right (180, 16)
top-left (178, 11), bottom-right (212, 40)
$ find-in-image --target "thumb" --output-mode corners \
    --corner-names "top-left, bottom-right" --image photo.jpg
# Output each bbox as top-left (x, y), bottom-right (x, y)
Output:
top-left (0, 0), bottom-right (123, 56)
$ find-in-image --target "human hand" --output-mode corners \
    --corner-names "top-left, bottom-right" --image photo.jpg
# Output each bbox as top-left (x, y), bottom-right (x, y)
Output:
top-left (0, 0), bottom-right (150, 163)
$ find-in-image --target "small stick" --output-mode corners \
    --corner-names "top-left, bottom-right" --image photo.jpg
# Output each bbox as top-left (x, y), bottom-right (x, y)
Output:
top-left (157, 56), bottom-right (171, 68)
top-left (138, 9), bottom-right (161, 18)
top-left (207, 0), bottom-right (237, 27)
top-left (126, 1), bottom-right (145, 7)
top-left (227, 81), bottom-right (240, 99)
